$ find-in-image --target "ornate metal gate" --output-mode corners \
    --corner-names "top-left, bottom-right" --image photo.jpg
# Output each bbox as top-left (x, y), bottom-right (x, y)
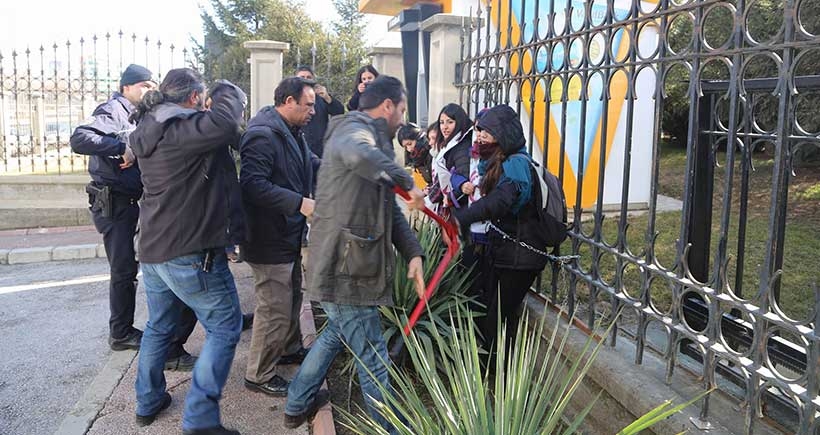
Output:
top-left (455, 0), bottom-right (820, 433)
top-left (0, 32), bottom-right (197, 174)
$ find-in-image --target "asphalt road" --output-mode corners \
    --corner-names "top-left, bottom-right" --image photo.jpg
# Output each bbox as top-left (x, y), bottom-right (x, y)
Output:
top-left (0, 258), bottom-right (141, 435)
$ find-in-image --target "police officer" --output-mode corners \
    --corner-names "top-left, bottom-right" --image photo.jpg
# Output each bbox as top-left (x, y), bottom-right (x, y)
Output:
top-left (70, 65), bottom-right (197, 369)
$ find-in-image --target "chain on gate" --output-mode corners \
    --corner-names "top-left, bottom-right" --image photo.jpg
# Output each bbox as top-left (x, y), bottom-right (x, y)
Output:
top-left (486, 222), bottom-right (579, 265)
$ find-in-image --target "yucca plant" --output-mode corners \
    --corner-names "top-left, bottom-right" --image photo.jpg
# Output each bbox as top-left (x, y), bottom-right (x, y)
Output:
top-left (335, 215), bottom-right (480, 408)
top-left (339, 302), bottom-right (709, 434)
top-left (381, 216), bottom-right (478, 360)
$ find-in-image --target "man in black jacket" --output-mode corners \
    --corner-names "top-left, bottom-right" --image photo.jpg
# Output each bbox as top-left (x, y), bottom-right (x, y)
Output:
top-left (70, 64), bottom-right (197, 371)
top-left (129, 69), bottom-right (246, 435)
top-left (295, 66), bottom-right (345, 158)
top-left (240, 76), bottom-right (320, 397)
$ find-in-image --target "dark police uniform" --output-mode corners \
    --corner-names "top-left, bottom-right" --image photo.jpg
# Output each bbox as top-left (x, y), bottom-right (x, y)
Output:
top-left (71, 91), bottom-right (197, 355)
top-left (71, 92), bottom-right (143, 343)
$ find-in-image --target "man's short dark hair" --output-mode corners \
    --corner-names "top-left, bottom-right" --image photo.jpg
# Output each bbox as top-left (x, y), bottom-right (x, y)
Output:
top-left (274, 76), bottom-right (316, 106)
top-left (358, 76), bottom-right (405, 111)
top-left (295, 65), bottom-right (314, 76)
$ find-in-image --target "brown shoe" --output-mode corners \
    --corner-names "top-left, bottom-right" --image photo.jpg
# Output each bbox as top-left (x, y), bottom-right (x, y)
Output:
top-left (283, 390), bottom-right (330, 429)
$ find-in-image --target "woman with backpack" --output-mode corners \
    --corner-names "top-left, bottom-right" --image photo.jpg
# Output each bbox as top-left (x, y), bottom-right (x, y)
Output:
top-left (452, 105), bottom-right (557, 353)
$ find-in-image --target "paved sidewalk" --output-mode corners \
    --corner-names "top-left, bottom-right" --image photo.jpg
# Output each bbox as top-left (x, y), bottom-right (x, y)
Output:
top-left (0, 225), bottom-right (103, 264)
top-left (0, 225), bottom-right (100, 249)
top-left (54, 262), bottom-right (334, 435)
top-left (1, 224), bottom-right (337, 434)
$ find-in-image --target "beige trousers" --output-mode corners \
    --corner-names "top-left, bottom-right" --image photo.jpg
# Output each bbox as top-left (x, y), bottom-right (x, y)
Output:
top-left (245, 260), bottom-right (303, 383)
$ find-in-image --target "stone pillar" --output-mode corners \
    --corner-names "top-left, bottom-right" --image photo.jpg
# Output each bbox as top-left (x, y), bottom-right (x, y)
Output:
top-left (421, 14), bottom-right (470, 122)
top-left (243, 40), bottom-right (290, 115)
top-left (369, 46), bottom-right (408, 164)
top-left (368, 46), bottom-right (404, 84)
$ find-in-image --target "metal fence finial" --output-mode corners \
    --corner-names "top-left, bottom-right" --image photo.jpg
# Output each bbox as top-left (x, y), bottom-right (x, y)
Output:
top-left (0, 32), bottom-right (197, 175)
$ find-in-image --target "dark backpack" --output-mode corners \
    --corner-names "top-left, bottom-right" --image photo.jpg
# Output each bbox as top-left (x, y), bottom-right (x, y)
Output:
top-left (526, 159), bottom-right (569, 248)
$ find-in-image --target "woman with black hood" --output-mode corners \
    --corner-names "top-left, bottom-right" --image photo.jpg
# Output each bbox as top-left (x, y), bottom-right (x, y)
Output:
top-left (432, 103), bottom-right (473, 210)
top-left (452, 105), bottom-right (549, 352)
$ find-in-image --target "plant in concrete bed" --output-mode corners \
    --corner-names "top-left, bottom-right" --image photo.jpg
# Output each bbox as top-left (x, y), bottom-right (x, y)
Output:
top-left (381, 215), bottom-right (479, 363)
top-left (339, 302), bottom-right (708, 435)
top-left (335, 215), bottom-right (480, 409)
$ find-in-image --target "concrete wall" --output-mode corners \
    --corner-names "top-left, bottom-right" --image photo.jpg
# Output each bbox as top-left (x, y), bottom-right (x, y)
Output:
top-left (368, 46), bottom-right (407, 165)
top-left (422, 14), bottom-right (468, 123)
top-left (369, 46), bottom-right (405, 84)
top-left (0, 175), bottom-right (91, 229)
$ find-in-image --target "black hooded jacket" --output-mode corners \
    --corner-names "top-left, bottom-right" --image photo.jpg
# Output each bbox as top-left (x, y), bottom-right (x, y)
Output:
top-left (129, 82), bottom-right (246, 264)
top-left (239, 106), bottom-right (321, 264)
top-left (454, 106), bottom-right (548, 271)
top-left (346, 88), bottom-right (362, 111)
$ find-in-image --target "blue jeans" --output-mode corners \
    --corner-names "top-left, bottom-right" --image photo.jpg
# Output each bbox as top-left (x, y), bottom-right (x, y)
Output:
top-left (286, 302), bottom-right (394, 431)
top-left (135, 252), bottom-right (242, 431)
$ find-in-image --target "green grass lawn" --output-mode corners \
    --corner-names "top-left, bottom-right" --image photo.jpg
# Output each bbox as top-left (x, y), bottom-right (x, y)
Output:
top-left (542, 143), bottom-right (820, 322)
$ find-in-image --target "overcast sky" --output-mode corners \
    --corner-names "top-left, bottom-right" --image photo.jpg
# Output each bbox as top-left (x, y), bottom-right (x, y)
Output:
top-left (0, 0), bottom-right (398, 55)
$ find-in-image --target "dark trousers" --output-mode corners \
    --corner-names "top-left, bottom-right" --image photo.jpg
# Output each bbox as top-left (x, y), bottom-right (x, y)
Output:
top-left (92, 195), bottom-right (196, 351)
top-left (461, 242), bottom-right (491, 301)
top-left (482, 267), bottom-right (539, 352)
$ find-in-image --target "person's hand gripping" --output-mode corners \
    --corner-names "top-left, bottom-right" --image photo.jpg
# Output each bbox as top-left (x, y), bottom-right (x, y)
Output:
top-left (408, 256), bottom-right (425, 300)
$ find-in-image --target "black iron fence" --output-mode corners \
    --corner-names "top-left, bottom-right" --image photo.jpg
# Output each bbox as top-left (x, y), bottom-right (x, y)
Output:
top-left (455, 0), bottom-right (819, 433)
top-left (0, 32), bottom-right (197, 174)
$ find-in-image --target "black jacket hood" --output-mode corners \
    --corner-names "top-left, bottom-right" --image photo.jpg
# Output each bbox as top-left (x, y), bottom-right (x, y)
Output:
top-left (476, 105), bottom-right (525, 155)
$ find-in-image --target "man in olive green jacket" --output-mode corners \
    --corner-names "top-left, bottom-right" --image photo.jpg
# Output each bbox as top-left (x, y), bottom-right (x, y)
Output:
top-left (284, 76), bottom-right (425, 431)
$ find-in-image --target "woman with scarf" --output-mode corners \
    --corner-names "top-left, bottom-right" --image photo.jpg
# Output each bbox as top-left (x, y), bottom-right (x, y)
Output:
top-left (397, 123), bottom-right (433, 185)
top-left (432, 103), bottom-right (473, 211)
top-left (453, 105), bottom-right (549, 351)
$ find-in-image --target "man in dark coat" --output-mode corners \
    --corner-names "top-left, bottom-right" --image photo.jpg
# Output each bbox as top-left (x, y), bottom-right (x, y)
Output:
top-left (130, 69), bottom-right (246, 435)
top-left (295, 66), bottom-right (345, 158)
top-left (240, 76), bottom-right (321, 397)
top-left (69, 64), bottom-right (197, 370)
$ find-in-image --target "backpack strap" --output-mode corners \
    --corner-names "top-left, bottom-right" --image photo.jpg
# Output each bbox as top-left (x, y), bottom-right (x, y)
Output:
top-left (517, 156), bottom-right (549, 210)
